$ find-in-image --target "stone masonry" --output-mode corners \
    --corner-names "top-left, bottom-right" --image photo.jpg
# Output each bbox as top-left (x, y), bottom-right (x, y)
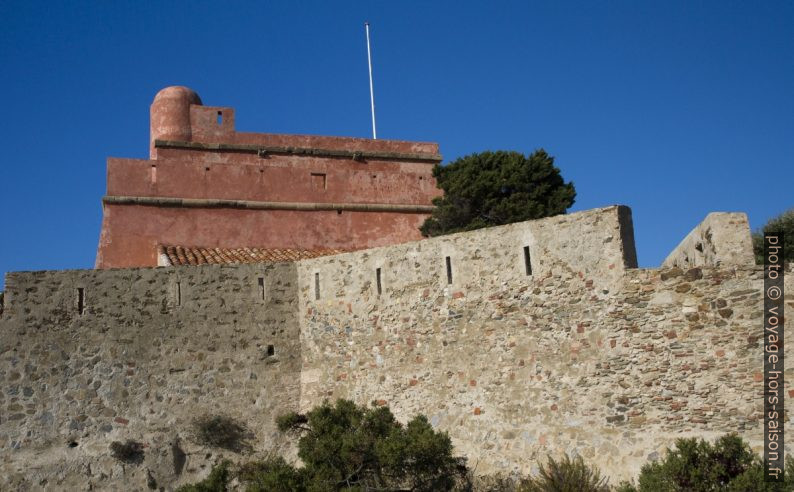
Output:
top-left (1, 205), bottom-right (791, 490)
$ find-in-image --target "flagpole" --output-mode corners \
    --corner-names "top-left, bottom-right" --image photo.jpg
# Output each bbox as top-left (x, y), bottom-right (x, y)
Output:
top-left (365, 22), bottom-right (377, 140)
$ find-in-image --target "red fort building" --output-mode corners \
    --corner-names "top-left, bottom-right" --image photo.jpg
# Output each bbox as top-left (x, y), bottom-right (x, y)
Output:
top-left (96, 86), bottom-right (442, 268)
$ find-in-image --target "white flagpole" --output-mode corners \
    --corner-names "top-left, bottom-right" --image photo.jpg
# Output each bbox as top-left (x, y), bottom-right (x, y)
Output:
top-left (365, 22), bottom-right (377, 139)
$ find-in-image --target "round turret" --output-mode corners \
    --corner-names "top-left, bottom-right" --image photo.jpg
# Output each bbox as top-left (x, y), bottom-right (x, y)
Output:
top-left (150, 86), bottom-right (202, 158)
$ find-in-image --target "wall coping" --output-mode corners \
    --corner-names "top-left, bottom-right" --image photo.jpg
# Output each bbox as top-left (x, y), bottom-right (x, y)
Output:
top-left (102, 195), bottom-right (435, 213)
top-left (154, 139), bottom-right (443, 163)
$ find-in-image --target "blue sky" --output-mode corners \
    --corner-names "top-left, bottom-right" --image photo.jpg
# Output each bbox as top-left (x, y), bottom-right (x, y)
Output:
top-left (1, 1), bottom-right (792, 288)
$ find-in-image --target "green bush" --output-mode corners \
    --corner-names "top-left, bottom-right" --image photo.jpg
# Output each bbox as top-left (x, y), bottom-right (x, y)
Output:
top-left (469, 473), bottom-right (530, 491)
top-left (242, 456), bottom-right (307, 492)
top-left (519, 454), bottom-right (609, 492)
top-left (272, 399), bottom-right (467, 491)
top-left (752, 208), bottom-right (794, 265)
top-left (176, 460), bottom-right (231, 492)
top-left (177, 428), bottom-right (794, 491)
top-left (622, 433), bottom-right (794, 491)
top-left (193, 414), bottom-right (251, 453)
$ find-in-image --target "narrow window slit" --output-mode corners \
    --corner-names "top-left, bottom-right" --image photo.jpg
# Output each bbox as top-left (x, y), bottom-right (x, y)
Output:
top-left (523, 246), bottom-right (532, 275)
top-left (258, 277), bottom-right (265, 300)
top-left (376, 268), bottom-right (382, 295)
top-left (77, 288), bottom-right (85, 315)
top-left (266, 345), bottom-right (275, 357)
top-left (445, 256), bottom-right (453, 285)
top-left (217, 111), bottom-right (223, 125)
top-left (176, 282), bottom-right (182, 306)
top-left (314, 273), bottom-right (320, 300)
top-left (151, 165), bottom-right (157, 184)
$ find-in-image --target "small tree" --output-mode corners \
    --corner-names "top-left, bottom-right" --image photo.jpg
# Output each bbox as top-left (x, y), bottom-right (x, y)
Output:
top-left (621, 433), bottom-right (794, 492)
top-left (753, 208), bottom-right (794, 264)
top-left (175, 460), bottom-right (230, 492)
top-left (270, 399), bottom-right (467, 491)
top-left (420, 150), bottom-right (576, 237)
top-left (521, 454), bottom-right (610, 492)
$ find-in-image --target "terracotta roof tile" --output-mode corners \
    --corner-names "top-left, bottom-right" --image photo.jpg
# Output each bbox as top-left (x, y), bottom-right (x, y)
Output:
top-left (158, 245), bottom-right (347, 266)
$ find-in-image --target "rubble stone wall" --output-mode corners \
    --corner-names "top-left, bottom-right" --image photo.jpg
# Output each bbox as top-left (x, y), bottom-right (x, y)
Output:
top-left (0, 264), bottom-right (301, 490)
top-left (1, 206), bottom-right (790, 489)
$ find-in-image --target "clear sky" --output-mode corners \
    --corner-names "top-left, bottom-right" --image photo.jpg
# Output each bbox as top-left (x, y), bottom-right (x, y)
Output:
top-left (1, 1), bottom-right (792, 289)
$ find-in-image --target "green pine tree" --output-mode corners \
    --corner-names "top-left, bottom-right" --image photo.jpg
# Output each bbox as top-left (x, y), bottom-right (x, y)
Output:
top-left (420, 149), bottom-right (576, 237)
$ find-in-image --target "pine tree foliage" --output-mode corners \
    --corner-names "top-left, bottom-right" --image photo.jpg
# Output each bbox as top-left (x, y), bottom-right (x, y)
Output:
top-left (271, 399), bottom-right (466, 491)
top-left (752, 208), bottom-right (794, 265)
top-left (420, 150), bottom-right (576, 237)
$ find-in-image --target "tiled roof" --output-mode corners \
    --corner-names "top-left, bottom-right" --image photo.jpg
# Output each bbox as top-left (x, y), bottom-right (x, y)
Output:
top-left (158, 245), bottom-right (346, 266)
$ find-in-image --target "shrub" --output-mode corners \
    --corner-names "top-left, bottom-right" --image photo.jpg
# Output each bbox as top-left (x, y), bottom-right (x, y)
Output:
top-left (726, 455), bottom-right (794, 491)
top-left (519, 454), bottom-right (609, 492)
top-left (109, 440), bottom-right (144, 465)
top-left (470, 473), bottom-right (531, 491)
top-left (752, 208), bottom-right (794, 265)
top-left (242, 456), bottom-right (307, 492)
top-left (276, 399), bottom-right (467, 491)
top-left (179, 400), bottom-right (467, 491)
top-left (625, 433), bottom-right (794, 491)
top-left (176, 460), bottom-right (230, 492)
top-left (193, 414), bottom-right (251, 453)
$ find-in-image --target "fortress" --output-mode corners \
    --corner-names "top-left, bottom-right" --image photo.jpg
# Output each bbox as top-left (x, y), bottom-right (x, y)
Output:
top-left (0, 88), bottom-right (791, 490)
top-left (97, 86), bottom-right (441, 269)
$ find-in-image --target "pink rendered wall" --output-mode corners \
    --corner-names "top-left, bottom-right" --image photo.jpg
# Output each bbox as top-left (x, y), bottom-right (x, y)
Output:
top-left (96, 206), bottom-right (432, 268)
top-left (96, 87), bottom-right (442, 268)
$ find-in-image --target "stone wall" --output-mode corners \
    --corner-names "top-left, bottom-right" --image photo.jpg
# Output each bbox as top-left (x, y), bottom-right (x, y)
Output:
top-left (1, 205), bottom-right (791, 489)
top-left (662, 212), bottom-right (755, 268)
top-left (0, 264), bottom-right (301, 490)
top-left (295, 207), bottom-right (791, 481)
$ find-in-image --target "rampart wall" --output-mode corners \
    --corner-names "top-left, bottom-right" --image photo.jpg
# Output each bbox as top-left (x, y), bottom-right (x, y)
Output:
top-left (0, 264), bottom-right (302, 490)
top-left (296, 207), bottom-right (791, 480)
top-left (662, 212), bottom-right (755, 268)
top-left (1, 205), bottom-right (791, 490)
